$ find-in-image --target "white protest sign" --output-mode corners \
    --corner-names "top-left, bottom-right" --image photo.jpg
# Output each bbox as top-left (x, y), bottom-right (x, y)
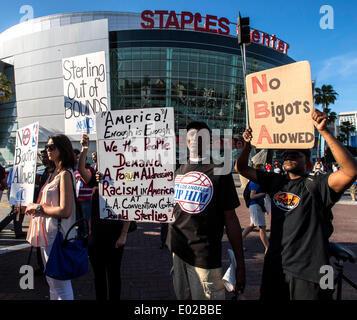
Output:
top-left (246, 61), bottom-right (315, 149)
top-left (96, 108), bottom-right (176, 223)
top-left (62, 51), bottom-right (109, 135)
top-left (9, 122), bottom-right (39, 205)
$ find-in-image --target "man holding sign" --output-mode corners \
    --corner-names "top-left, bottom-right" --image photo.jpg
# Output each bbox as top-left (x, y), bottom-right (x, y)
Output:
top-left (235, 109), bottom-right (357, 300)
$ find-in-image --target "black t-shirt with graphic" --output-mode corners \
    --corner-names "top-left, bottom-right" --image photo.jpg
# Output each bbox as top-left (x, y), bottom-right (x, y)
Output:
top-left (256, 171), bottom-right (342, 283)
top-left (167, 161), bottom-right (240, 269)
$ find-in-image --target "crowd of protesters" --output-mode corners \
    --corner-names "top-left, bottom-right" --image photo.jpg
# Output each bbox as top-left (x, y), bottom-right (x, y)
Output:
top-left (0, 108), bottom-right (356, 301)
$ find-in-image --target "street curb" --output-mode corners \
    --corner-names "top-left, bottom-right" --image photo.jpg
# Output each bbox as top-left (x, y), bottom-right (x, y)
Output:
top-left (0, 243), bottom-right (30, 255)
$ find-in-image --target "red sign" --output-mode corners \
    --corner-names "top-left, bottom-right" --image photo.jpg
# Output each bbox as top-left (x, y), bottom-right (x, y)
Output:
top-left (141, 10), bottom-right (230, 35)
top-left (249, 29), bottom-right (289, 55)
top-left (22, 128), bottom-right (31, 146)
top-left (141, 10), bottom-right (290, 55)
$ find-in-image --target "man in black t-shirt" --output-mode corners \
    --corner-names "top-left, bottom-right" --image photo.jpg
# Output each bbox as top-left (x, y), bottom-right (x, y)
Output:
top-left (235, 109), bottom-right (357, 300)
top-left (167, 121), bottom-right (245, 300)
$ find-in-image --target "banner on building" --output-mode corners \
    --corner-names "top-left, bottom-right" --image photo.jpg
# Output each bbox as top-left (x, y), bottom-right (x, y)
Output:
top-left (9, 122), bottom-right (39, 205)
top-left (246, 60), bottom-right (315, 149)
top-left (62, 51), bottom-right (109, 135)
top-left (96, 108), bottom-right (176, 223)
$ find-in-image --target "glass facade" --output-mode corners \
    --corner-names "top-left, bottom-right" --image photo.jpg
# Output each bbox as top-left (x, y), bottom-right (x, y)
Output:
top-left (110, 47), bottom-right (277, 138)
top-left (0, 63), bottom-right (18, 166)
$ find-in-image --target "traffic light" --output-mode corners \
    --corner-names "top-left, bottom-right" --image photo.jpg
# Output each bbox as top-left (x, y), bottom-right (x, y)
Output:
top-left (237, 15), bottom-right (250, 45)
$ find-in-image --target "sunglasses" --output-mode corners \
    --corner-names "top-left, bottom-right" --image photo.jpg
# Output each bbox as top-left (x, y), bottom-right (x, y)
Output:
top-left (45, 144), bottom-right (56, 151)
top-left (282, 151), bottom-right (304, 161)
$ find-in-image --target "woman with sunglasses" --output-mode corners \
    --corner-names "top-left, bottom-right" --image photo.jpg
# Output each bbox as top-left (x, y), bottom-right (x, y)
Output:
top-left (25, 134), bottom-right (77, 300)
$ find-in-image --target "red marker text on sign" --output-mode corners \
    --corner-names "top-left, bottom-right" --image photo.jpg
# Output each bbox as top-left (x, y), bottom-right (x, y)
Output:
top-left (252, 74), bottom-right (281, 94)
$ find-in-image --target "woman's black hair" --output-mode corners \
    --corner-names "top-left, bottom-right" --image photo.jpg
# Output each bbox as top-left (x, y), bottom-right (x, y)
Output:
top-left (47, 134), bottom-right (75, 172)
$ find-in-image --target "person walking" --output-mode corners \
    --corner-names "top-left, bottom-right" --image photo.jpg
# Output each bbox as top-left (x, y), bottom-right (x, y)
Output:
top-left (25, 134), bottom-right (77, 300)
top-left (235, 109), bottom-right (357, 300)
top-left (167, 121), bottom-right (245, 300)
top-left (242, 164), bottom-right (269, 254)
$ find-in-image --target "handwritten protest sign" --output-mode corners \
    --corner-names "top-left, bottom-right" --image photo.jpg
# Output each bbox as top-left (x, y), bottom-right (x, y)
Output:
top-left (9, 122), bottom-right (39, 205)
top-left (246, 61), bottom-right (314, 149)
top-left (96, 108), bottom-right (176, 223)
top-left (62, 51), bottom-right (109, 135)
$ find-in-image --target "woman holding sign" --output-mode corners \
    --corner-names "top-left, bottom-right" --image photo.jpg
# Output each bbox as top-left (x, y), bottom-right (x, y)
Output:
top-left (79, 133), bottom-right (132, 300)
top-left (25, 134), bottom-right (77, 300)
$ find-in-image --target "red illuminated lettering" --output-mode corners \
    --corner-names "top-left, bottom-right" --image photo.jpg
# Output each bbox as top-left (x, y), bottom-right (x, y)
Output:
top-left (251, 30), bottom-right (261, 42)
top-left (181, 11), bottom-right (193, 29)
top-left (194, 13), bottom-right (206, 32)
top-left (165, 11), bottom-right (180, 29)
top-left (218, 17), bottom-right (230, 35)
top-left (205, 14), bottom-right (218, 33)
top-left (155, 10), bottom-right (168, 28)
top-left (284, 43), bottom-right (290, 54)
top-left (139, 11), bottom-right (288, 55)
top-left (277, 40), bottom-right (285, 52)
top-left (141, 10), bottom-right (154, 29)
top-left (261, 32), bottom-right (270, 46)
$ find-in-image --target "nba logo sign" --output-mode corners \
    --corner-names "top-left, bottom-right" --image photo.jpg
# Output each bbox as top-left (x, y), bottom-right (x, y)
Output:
top-left (174, 172), bottom-right (213, 214)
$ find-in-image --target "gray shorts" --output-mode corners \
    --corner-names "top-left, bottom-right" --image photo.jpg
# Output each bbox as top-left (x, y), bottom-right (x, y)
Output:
top-left (249, 203), bottom-right (266, 227)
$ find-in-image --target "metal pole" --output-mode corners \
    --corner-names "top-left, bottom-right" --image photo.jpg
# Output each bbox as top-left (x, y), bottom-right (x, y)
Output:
top-left (240, 43), bottom-right (249, 129)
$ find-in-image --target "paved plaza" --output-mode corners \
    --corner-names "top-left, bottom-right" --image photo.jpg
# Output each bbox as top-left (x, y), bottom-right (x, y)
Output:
top-left (0, 176), bottom-right (356, 300)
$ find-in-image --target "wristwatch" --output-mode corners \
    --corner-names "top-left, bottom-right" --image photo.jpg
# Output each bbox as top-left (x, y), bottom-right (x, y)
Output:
top-left (35, 205), bottom-right (43, 213)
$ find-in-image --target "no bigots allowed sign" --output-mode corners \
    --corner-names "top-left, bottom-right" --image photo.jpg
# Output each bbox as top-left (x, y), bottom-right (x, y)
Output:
top-left (246, 61), bottom-right (315, 149)
top-left (9, 122), bottom-right (39, 205)
top-left (96, 108), bottom-right (176, 223)
top-left (62, 51), bottom-right (109, 135)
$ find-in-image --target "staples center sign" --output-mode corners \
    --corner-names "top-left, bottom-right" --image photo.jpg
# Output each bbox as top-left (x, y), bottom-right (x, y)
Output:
top-left (141, 10), bottom-right (290, 55)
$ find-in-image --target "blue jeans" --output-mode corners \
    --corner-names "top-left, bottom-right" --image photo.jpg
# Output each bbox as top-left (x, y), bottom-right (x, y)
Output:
top-left (79, 200), bottom-right (91, 233)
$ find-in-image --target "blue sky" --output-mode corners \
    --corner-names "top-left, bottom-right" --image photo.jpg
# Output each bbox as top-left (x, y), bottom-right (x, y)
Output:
top-left (0, 0), bottom-right (356, 114)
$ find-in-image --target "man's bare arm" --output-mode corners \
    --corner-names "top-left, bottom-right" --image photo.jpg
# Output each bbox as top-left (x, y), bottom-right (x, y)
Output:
top-left (313, 109), bottom-right (357, 193)
top-left (235, 126), bottom-right (258, 183)
top-left (224, 209), bottom-right (246, 293)
top-left (78, 134), bottom-right (94, 185)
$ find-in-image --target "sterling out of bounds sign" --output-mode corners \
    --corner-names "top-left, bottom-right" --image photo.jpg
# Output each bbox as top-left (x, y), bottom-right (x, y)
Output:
top-left (246, 61), bottom-right (314, 149)
top-left (62, 51), bottom-right (109, 135)
top-left (9, 122), bottom-right (39, 205)
top-left (96, 108), bottom-right (176, 223)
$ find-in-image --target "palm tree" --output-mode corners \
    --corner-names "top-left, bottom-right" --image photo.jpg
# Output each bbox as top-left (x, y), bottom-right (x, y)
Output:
top-left (0, 72), bottom-right (12, 103)
top-left (314, 85), bottom-right (338, 114)
top-left (314, 84), bottom-right (339, 157)
top-left (339, 121), bottom-right (356, 147)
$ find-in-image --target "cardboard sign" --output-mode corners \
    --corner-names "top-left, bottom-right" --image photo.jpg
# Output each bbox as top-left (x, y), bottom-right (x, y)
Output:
top-left (96, 108), bottom-right (176, 223)
top-left (62, 51), bottom-right (109, 135)
top-left (246, 61), bottom-right (314, 149)
top-left (9, 122), bottom-right (39, 205)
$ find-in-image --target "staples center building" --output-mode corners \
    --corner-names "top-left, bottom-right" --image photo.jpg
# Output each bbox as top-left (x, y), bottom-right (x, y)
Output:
top-left (0, 11), bottom-right (294, 164)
